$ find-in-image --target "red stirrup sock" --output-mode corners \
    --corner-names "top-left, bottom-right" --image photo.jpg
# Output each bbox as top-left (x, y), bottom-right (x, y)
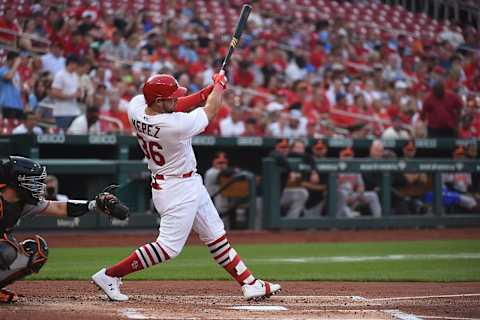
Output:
top-left (106, 241), bottom-right (170, 278)
top-left (207, 235), bottom-right (256, 286)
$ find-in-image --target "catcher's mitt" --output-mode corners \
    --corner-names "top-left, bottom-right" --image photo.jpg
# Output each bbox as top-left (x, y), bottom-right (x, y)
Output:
top-left (95, 185), bottom-right (129, 220)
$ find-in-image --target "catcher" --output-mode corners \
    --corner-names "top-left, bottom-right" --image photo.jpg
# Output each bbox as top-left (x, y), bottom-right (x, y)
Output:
top-left (0, 156), bottom-right (129, 303)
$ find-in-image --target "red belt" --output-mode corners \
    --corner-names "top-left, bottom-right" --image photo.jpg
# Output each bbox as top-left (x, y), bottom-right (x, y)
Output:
top-left (151, 171), bottom-right (193, 190)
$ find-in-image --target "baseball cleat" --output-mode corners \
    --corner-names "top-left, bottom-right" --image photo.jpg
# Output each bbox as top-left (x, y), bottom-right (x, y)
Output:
top-left (0, 288), bottom-right (18, 303)
top-left (242, 279), bottom-right (281, 300)
top-left (91, 268), bottom-right (129, 301)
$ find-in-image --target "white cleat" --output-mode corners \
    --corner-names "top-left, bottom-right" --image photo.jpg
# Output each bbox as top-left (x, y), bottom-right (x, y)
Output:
top-left (91, 268), bottom-right (129, 302)
top-left (242, 279), bottom-right (281, 301)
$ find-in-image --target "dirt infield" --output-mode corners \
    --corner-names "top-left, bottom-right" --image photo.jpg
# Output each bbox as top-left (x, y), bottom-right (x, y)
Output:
top-left (5, 228), bottom-right (480, 319)
top-left (6, 281), bottom-right (480, 319)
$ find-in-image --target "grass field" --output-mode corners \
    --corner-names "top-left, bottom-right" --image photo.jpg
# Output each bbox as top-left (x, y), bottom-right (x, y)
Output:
top-left (33, 240), bottom-right (480, 282)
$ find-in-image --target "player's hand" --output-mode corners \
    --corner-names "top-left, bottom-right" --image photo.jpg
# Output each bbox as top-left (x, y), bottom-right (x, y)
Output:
top-left (212, 70), bottom-right (228, 90)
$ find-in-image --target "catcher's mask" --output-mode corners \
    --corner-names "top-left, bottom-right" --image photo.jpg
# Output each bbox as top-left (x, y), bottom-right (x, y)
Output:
top-left (1, 156), bottom-right (47, 205)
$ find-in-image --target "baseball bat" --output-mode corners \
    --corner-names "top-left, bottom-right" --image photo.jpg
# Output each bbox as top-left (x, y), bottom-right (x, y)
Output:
top-left (220, 4), bottom-right (252, 72)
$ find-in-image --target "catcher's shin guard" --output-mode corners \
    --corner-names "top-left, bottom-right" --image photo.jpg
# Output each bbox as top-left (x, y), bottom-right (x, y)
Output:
top-left (0, 235), bottom-right (49, 288)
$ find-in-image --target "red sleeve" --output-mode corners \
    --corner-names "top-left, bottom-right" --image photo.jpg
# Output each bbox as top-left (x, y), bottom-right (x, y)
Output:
top-left (175, 84), bottom-right (214, 112)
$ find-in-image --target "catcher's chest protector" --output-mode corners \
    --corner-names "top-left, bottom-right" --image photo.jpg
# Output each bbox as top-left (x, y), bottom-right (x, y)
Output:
top-left (0, 235), bottom-right (49, 288)
top-left (0, 195), bottom-right (24, 235)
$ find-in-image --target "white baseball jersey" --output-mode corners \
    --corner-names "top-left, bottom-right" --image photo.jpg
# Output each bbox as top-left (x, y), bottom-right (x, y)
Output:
top-left (127, 94), bottom-right (209, 176)
top-left (127, 94), bottom-right (225, 258)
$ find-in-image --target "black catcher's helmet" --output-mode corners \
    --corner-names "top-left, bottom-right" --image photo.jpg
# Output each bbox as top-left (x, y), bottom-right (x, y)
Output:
top-left (0, 156), bottom-right (47, 204)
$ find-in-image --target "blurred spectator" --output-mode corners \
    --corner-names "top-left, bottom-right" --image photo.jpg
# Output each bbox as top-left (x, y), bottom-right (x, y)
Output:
top-left (362, 140), bottom-right (385, 194)
top-left (303, 84), bottom-right (330, 124)
top-left (101, 30), bottom-right (129, 60)
top-left (466, 142), bottom-right (480, 206)
top-left (243, 117), bottom-right (262, 136)
top-left (393, 141), bottom-right (430, 214)
top-left (381, 115), bottom-right (411, 139)
top-left (304, 140), bottom-right (328, 217)
top-left (19, 19), bottom-right (48, 54)
top-left (421, 81), bottom-right (463, 138)
top-left (266, 111), bottom-right (288, 137)
top-left (101, 92), bottom-right (131, 134)
top-left (12, 111), bottom-right (43, 135)
top-left (0, 51), bottom-right (23, 119)
top-left (330, 92), bottom-right (365, 132)
top-left (283, 110), bottom-right (308, 138)
top-left (45, 175), bottom-right (69, 201)
top-left (0, 8), bottom-right (21, 45)
top-left (441, 146), bottom-right (477, 212)
top-left (219, 108), bottom-right (245, 137)
top-left (337, 147), bottom-right (382, 218)
top-left (269, 139), bottom-right (290, 168)
top-left (205, 152), bottom-right (231, 215)
top-left (41, 42), bottom-right (66, 75)
top-left (412, 120), bottom-right (428, 138)
top-left (67, 105), bottom-right (101, 134)
top-left (280, 139), bottom-right (309, 218)
top-left (50, 54), bottom-right (81, 129)
top-left (77, 59), bottom-right (94, 104)
top-left (285, 55), bottom-right (308, 83)
top-left (28, 74), bottom-right (51, 111)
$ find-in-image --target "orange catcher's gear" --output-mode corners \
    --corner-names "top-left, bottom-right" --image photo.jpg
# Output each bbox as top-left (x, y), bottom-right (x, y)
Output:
top-left (143, 75), bottom-right (187, 105)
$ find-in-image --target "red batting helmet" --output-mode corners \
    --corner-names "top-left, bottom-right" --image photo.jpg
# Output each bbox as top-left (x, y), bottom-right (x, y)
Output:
top-left (143, 74), bottom-right (187, 105)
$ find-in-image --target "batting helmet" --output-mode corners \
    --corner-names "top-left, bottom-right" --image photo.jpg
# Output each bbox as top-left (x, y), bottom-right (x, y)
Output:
top-left (143, 74), bottom-right (187, 106)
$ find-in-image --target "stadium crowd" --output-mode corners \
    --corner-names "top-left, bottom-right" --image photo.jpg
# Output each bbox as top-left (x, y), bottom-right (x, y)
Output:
top-left (0, 0), bottom-right (479, 139)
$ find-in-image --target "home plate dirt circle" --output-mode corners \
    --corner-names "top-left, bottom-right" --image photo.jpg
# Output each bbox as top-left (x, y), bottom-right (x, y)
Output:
top-left (6, 281), bottom-right (480, 319)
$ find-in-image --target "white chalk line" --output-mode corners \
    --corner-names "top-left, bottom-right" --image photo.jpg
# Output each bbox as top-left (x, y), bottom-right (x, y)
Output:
top-left (254, 253), bottom-right (480, 264)
top-left (384, 309), bottom-right (424, 320)
top-left (416, 316), bottom-right (480, 320)
top-left (119, 308), bottom-right (156, 319)
top-left (358, 295), bottom-right (424, 320)
top-left (366, 293), bottom-right (480, 301)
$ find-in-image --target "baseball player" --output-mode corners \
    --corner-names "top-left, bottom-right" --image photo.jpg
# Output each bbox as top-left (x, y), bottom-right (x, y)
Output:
top-left (0, 156), bottom-right (128, 303)
top-left (91, 71), bottom-right (281, 301)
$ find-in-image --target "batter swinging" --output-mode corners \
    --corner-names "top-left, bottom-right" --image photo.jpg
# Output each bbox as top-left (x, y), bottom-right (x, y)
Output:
top-left (91, 71), bottom-right (281, 301)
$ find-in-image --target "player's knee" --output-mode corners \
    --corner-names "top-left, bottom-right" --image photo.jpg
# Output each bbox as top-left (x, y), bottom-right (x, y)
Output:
top-left (0, 241), bottom-right (18, 270)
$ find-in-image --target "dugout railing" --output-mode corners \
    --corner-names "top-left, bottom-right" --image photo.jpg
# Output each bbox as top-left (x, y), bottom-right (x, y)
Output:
top-left (1, 134), bottom-right (478, 162)
top-left (262, 158), bottom-right (480, 229)
top-left (2, 134), bottom-right (479, 230)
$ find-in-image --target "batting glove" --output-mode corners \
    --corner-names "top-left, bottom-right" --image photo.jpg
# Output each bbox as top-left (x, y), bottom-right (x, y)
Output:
top-left (212, 70), bottom-right (228, 90)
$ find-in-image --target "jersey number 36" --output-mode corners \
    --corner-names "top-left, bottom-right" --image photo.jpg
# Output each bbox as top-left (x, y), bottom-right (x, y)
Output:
top-left (137, 134), bottom-right (165, 166)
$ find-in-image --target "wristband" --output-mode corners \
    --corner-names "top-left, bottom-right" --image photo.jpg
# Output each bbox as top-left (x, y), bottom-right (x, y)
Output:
top-left (66, 200), bottom-right (96, 217)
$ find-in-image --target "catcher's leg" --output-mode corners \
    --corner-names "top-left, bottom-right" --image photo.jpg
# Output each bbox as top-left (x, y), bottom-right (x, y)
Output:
top-left (193, 186), bottom-right (281, 300)
top-left (0, 235), bottom-right (49, 303)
